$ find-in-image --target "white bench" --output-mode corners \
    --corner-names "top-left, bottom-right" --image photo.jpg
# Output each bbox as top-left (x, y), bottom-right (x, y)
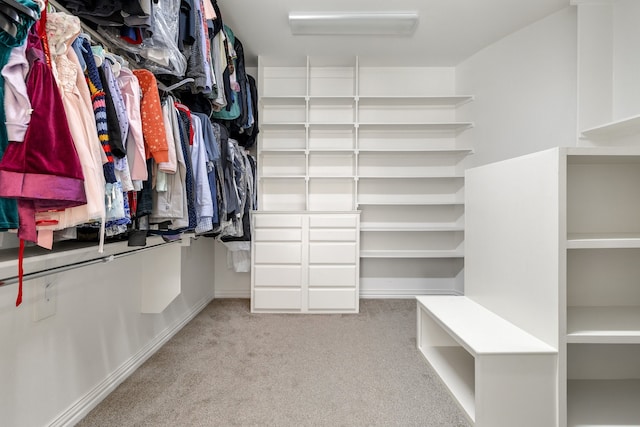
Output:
top-left (416, 295), bottom-right (558, 427)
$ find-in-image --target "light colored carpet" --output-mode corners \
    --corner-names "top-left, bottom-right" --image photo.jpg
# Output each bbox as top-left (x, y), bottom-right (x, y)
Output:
top-left (76, 299), bottom-right (470, 427)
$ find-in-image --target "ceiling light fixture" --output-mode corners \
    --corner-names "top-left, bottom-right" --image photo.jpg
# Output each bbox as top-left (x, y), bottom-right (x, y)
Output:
top-left (288, 11), bottom-right (419, 36)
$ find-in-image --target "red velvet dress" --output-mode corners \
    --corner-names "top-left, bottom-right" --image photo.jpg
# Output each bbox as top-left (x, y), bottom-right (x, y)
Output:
top-left (0, 28), bottom-right (86, 242)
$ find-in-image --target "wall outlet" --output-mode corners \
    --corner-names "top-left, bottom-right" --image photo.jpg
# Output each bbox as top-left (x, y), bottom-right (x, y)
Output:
top-left (33, 276), bottom-right (57, 321)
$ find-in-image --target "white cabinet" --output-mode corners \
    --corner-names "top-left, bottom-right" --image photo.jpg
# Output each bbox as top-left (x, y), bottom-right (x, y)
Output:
top-left (462, 146), bottom-right (640, 427)
top-left (251, 212), bottom-right (360, 313)
top-left (257, 56), bottom-right (473, 297)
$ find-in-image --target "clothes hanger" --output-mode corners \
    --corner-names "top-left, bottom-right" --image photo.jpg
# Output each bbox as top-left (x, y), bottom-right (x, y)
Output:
top-left (0, 9), bottom-right (17, 37)
top-left (91, 44), bottom-right (104, 67)
top-left (0, 0), bottom-right (38, 21)
top-left (0, 3), bottom-right (19, 24)
top-left (104, 52), bottom-right (122, 76)
top-left (157, 77), bottom-right (195, 94)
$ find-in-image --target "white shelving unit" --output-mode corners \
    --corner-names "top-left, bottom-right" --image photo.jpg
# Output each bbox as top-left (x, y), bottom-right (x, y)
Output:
top-left (255, 56), bottom-right (474, 299)
top-left (453, 146), bottom-right (640, 427)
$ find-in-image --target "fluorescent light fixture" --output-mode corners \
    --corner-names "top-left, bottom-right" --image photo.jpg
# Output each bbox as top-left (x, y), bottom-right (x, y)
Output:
top-left (289, 11), bottom-right (419, 36)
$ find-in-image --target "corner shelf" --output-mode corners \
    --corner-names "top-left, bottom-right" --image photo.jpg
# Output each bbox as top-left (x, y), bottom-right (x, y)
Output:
top-left (580, 114), bottom-right (640, 139)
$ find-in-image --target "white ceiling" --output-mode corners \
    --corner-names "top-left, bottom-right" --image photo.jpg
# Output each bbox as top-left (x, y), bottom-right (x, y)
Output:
top-left (218, 0), bottom-right (570, 67)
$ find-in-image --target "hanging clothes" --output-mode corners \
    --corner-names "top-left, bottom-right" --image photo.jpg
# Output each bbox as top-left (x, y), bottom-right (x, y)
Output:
top-left (150, 96), bottom-right (186, 226)
top-left (192, 111), bottom-right (218, 226)
top-left (118, 67), bottom-right (148, 185)
top-left (175, 106), bottom-right (197, 230)
top-left (77, 35), bottom-right (117, 184)
top-left (0, 0), bottom-right (41, 230)
top-left (133, 68), bottom-right (170, 164)
top-left (0, 27), bottom-right (86, 243)
top-left (190, 114), bottom-right (213, 234)
top-left (35, 11), bottom-right (107, 248)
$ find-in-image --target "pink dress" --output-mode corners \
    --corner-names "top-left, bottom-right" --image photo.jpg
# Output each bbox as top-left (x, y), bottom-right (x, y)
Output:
top-left (0, 28), bottom-right (86, 242)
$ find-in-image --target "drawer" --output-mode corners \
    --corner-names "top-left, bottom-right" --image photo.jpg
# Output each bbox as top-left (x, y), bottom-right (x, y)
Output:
top-left (254, 228), bottom-right (302, 241)
top-left (254, 242), bottom-right (302, 264)
top-left (253, 289), bottom-right (302, 310)
top-left (254, 265), bottom-right (302, 287)
top-left (309, 228), bottom-right (357, 241)
top-left (308, 288), bottom-right (357, 310)
top-left (309, 214), bottom-right (358, 228)
top-left (309, 265), bottom-right (357, 287)
top-left (309, 242), bottom-right (358, 264)
top-left (253, 214), bottom-right (302, 228)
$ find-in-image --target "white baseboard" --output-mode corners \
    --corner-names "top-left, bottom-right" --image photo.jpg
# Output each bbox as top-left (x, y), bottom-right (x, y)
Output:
top-left (215, 290), bottom-right (251, 299)
top-left (214, 290), bottom-right (463, 300)
top-left (48, 294), bottom-right (215, 427)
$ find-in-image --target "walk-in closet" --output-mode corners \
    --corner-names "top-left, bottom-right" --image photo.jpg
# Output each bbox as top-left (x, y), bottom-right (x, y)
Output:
top-left (1, 1), bottom-right (639, 426)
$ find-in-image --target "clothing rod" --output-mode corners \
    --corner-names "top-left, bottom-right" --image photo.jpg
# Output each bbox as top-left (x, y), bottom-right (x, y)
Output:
top-left (0, 241), bottom-right (179, 287)
top-left (48, 0), bottom-right (112, 48)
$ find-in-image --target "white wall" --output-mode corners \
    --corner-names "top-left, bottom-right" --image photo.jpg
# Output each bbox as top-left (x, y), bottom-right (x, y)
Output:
top-left (613, 0), bottom-right (640, 120)
top-left (456, 7), bottom-right (578, 167)
top-left (213, 240), bottom-right (251, 298)
top-left (0, 238), bottom-right (216, 427)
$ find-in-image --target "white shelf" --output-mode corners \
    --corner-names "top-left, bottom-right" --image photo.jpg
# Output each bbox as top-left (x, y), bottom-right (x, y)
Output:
top-left (308, 96), bottom-right (355, 102)
top-left (567, 379), bottom-right (640, 427)
top-left (567, 232), bottom-right (640, 249)
top-left (566, 306), bottom-right (640, 343)
top-left (357, 122), bottom-right (473, 132)
top-left (307, 122), bottom-right (355, 128)
top-left (566, 146), bottom-right (640, 160)
top-left (259, 149), bottom-right (307, 153)
top-left (358, 173), bottom-right (465, 179)
top-left (580, 114), bottom-right (640, 139)
top-left (259, 175), bottom-right (306, 180)
top-left (358, 95), bottom-right (474, 107)
top-left (360, 222), bottom-right (464, 232)
top-left (360, 249), bottom-right (464, 258)
top-left (260, 95), bottom-right (474, 106)
top-left (308, 148), bottom-right (354, 153)
top-left (308, 175), bottom-right (354, 179)
top-left (308, 122), bottom-right (355, 126)
top-left (357, 148), bottom-right (473, 154)
top-left (260, 96), bottom-right (306, 106)
top-left (357, 195), bottom-right (464, 206)
top-left (261, 122), bottom-right (306, 129)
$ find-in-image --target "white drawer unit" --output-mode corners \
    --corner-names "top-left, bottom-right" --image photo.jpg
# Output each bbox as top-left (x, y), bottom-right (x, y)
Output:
top-left (251, 211), bottom-right (360, 313)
